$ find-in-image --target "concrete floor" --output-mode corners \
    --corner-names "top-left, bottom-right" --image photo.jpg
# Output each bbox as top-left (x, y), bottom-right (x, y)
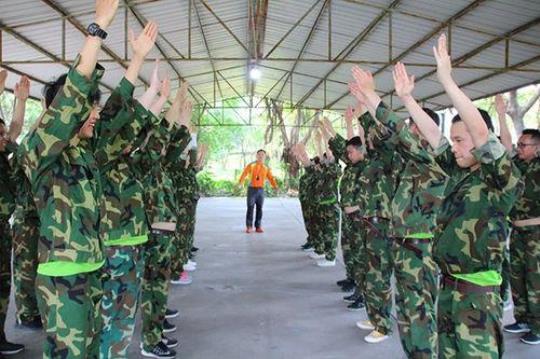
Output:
top-left (5, 197), bottom-right (540, 358)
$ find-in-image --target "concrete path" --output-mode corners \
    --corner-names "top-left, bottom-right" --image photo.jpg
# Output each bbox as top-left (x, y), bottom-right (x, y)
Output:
top-left (5, 197), bottom-right (539, 358)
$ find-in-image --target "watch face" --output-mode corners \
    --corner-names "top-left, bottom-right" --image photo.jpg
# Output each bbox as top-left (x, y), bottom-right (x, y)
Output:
top-left (88, 23), bottom-right (99, 34)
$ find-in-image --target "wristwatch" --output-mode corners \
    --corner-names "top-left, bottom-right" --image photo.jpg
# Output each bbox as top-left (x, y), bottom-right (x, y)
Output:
top-left (87, 22), bottom-right (108, 40)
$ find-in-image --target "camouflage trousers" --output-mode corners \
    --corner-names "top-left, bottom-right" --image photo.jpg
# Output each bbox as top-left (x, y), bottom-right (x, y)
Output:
top-left (141, 229), bottom-right (174, 348)
top-left (312, 204), bottom-right (340, 261)
top-left (36, 270), bottom-right (104, 359)
top-left (438, 283), bottom-right (503, 358)
top-left (392, 238), bottom-right (438, 359)
top-left (12, 213), bottom-right (40, 322)
top-left (99, 245), bottom-right (145, 358)
top-left (0, 219), bottom-right (11, 342)
top-left (341, 215), bottom-right (361, 281)
top-left (364, 218), bottom-right (394, 335)
top-left (299, 199), bottom-right (314, 245)
top-left (187, 199), bottom-right (198, 251)
top-left (510, 225), bottom-right (540, 335)
top-left (171, 201), bottom-right (195, 278)
top-left (344, 215), bottom-right (367, 295)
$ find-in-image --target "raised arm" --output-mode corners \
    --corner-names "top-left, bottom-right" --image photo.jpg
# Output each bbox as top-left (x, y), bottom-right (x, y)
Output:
top-left (394, 62), bottom-right (442, 149)
top-left (77, 0), bottom-right (119, 79)
top-left (433, 34), bottom-right (489, 148)
top-left (9, 76), bottom-right (30, 142)
top-left (150, 77), bottom-right (170, 116)
top-left (138, 60), bottom-right (161, 109)
top-left (125, 22), bottom-right (158, 85)
top-left (344, 105), bottom-right (355, 140)
top-left (0, 70), bottom-right (6, 98)
top-left (495, 94), bottom-right (513, 152)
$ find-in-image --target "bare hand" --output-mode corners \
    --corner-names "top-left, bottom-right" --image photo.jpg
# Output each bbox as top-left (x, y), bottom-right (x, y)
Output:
top-left (130, 21), bottom-right (158, 59)
top-left (95, 0), bottom-right (120, 30)
top-left (345, 105), bottom-right (354, 123)
top-left (392, 62), bottom-right (415, 98)
top-left (433, 34), bottom-right (452, 83)
top-left (160, 77), bottom-right (171, 99)
top-left (351, 66), bottom-right (375, 94)
top-left (178, 100), bottom-right (193, 126)
top-left (349, 81), bottom-right (367, 104)
top-left (14, 76), bottom-right (30, 101)
top-left (175, 81), bottom-right (189, 105)
top-left (495, 94), bottom-right (507, 116)
top-left (344, 206), bottom-right (359, 214)
top-left (149, 59), bottom-right (161, 92)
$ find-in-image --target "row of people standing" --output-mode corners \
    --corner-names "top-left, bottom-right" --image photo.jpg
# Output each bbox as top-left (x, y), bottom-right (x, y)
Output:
top-left (294, 33), bottom-right (539, 358)
top-left (0, 1), bottom-right (205, 358)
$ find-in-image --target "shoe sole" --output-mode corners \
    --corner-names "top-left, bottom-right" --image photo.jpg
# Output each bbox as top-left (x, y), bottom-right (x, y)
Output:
top-left (364, 336), bottom-right (389, 344)
top-left (163, 327), bottom-right (177, 333)
top-left (165, 342), bottom-right (179, 349)
top-left (520, 339), bottom-right (540, 345)
top-left (0, 348), bottom-right (25, 355)
top-left (503, 328), bottom-right (530, 334)
top-left (343, 298), bottom-right (358, 303)
top-left (165, 313), bottom-right (180, 319)
top-left (347, 306), bottom-right (364, 312)
top-left (356, 323), bottom-right (375, 331)
top-left (140, 349), bottom-right (175, 358)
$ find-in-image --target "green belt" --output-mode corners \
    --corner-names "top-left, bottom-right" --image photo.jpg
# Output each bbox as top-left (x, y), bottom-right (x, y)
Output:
top-left (103, 234), bottom-right (149, 247)
top-left (405, 232), bottom-right (433, 239)
top-left (37, 260), bottom-right (105, 277)
top-left (451, 270), bottom-right (502, 287)
top-left (319, 197), bottom-right (337, 205)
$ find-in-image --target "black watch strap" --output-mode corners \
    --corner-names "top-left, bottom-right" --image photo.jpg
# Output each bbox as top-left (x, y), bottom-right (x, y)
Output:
top-left (87, 22), bottom-right (108, 40)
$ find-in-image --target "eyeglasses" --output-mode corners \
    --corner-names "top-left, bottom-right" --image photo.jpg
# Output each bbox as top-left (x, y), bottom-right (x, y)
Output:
top-left (517, 143), bottom-right (538, 148)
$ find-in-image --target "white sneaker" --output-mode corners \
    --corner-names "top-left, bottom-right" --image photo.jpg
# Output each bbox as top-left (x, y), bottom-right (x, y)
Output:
top-left (184, 262), bottom-right (196, 272)
top-left (356, 320), bottom-right (375, 330)
top-left (308, 252), bottom-right (325, 259)
top-left (364, 330), bottom-right (389, 344)
top-left (188, 259), bottom-right (197, 266)
top-left (316, 259), bottom-right (336, 267)
top-left (303, 247), bottom-right (315, 253)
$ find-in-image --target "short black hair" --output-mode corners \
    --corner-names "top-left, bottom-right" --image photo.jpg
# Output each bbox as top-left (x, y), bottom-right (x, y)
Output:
top-left (0, 117), bottom-right (5, 126)
top-left (451, 108), bottom-right (494, 132)
top-left (421, 108), bottom-right (440, 126)
top-left (522, 129), bottom-right (540, 143)
top-left (313, 156), bottom-right (320, 165)
top-left (346, 136), bottom-right (363, 149)
top-left (257, 149), bottom-right (266, 155)
top-left (43, 73), bottom-right (101, 109)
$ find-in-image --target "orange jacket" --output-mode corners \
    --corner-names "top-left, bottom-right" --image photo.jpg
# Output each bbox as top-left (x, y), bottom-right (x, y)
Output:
top-left (238, 161), bottom-right (278, 189)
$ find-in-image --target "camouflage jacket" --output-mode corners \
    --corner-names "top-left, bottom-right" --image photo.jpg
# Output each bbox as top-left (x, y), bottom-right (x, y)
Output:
top-left (0, 142), bottom-right (17, 220)
top-left (313, 160), bottom-right (341, 206)
top-left (433, 133), bottom-right (522, 276)
top-left (95, 79), bottom-right (154, 246)
top-left (328, 134), bottom-right (365, 209)
top-left (374, 103), bottom-right (448, 238)
top-left (11, 137), bottom-right (39, 223)
top-left (510, 155), bottom-right (540, 221)
top-left (163, 128), bottom-right (194, 209)
top-left (22, 63), bottom-right (105, 267)
top-left (358, 112), bottom-right (404, 219)
top-left (131, 119), bottom-right (185, 224)
top-left (298, 165), bottom-right (316, 204)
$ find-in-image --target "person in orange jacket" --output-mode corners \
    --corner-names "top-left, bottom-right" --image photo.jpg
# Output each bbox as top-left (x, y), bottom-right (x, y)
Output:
top-left (238, 150), bottom-right (278, 233)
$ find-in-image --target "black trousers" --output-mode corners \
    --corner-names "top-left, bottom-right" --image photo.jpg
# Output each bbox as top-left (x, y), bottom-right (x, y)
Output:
top-left (246, 187), bottom-right (265, 228)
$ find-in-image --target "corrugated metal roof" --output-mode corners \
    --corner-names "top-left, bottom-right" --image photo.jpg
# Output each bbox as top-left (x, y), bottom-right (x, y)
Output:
top-left (1, 0), bottom-right (539, 113)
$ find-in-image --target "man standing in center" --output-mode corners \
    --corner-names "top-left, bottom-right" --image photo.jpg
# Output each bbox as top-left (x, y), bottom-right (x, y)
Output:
top-left (238, 150), bottom-right (278, 233)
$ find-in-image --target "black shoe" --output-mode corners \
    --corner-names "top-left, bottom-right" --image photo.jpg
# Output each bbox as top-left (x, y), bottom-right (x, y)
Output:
top-left (16, 316), bottom-right (43, 330)
top-left (165, 308), bottom-right (179, 319)
top-left (503, 322), bottom-right (530, 333)
top-left (191, 246), bottom-right (199, 252)
top-left (161, 334), bottom-right (179, 349)
top-left (0, 340), bottom-right (25, 355)
top-left (347, 297), bottom-right (365, 311)
top-left (343, 292), bottom-right (361, 303)
top-left (300, 242), bottom-right (311, 250)
top-left (521, 332), bottom-right (540, 345)
top-left (341, 282), bottom-right (355, 293)
top-left (163, 319), bottom-right (177, 333)
top-left (141, 342), bottom-right (176, 358)
top-left (336, 278), bottom-right (352, 287)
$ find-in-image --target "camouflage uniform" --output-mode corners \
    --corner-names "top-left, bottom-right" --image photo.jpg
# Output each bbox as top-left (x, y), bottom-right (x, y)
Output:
top-left (93, 79), bottom-right (154, 358)
top-left (10, 138), bottom-right (40, 323)
top-left (165, 144), bottom-right (197, 279)
top-left (0, 142), bottom-right (16, 344)
top-left (328, 134), bottom-right (365, 285)
top-left (358, 111), bottom-right (404, 336)
top-left (132, 119), bottom-right (189, 350)
top-left (312, 160), bottom-right (341, 261)
top-left (375, 103), bottom-right (448, 358)
top-left (299, 165), bottom-right (316, 247)
top-left (21, 62), bottom-right (106, 358)
top-left (433, 133), bottom-right (522, 358)
top-left (509, 155), bottom-right (540, 336)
